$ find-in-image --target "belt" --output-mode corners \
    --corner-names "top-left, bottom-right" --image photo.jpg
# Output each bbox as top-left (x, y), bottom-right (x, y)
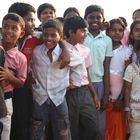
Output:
top-left (68, 85), bottom-right (88, 90)
top-left (4, 91), bottom-right (13, 100)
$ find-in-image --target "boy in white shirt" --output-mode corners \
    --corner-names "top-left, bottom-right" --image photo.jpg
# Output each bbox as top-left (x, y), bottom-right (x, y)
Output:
top-left (29, 18), bottom-right (85, 140)
top-left (64, 16), bottom-right (100, 140)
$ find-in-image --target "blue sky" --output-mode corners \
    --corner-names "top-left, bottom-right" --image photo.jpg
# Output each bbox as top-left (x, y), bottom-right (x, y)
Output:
top-left (0, 0), bottom-right (139, 28)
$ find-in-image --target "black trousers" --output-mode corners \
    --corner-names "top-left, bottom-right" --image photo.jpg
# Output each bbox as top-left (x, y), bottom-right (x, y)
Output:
top-left (66, 86), bottom-right (99, 140)
top-left (10, 85), bottom-right (33, 140)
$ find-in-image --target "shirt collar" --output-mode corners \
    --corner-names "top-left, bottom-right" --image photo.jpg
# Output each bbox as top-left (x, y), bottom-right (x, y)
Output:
top-left (63, 40), bottom-right (78, 51)
top-left (87, 30), bottom-right (104, 39)
top-left (0, 39), bottom-right (18, 54)
top-left (43, 43), bottom-right (62, 57)
top-left (6, 46), bottom-right (18, 53)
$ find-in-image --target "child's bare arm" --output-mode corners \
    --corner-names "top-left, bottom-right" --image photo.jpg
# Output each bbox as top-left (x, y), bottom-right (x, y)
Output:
top-left (124, 80), bottom-right (131, 133)
top-left (87, 70), bottom-right (100, 110)
top-left (102, 57), bottom-right (111, 110)
top-left (58, 40), bottom-right (70, 69)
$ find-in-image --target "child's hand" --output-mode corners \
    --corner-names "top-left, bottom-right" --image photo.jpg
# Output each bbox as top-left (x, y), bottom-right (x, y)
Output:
top-left (125, 111), bottom-right (131, 134)
top-left (93, 95), bottom-right (100, 111)
top-left (0, 66), bottom-right (14, 81)
top-left (113, 100), bottom-right (123, 112)
top-left (67, 79), bottom-right (75, 90)
top-left (101, 95), bottom-right (109, 111)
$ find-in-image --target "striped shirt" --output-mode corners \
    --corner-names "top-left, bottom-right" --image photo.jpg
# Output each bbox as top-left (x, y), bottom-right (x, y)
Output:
top-left (30, 43), bottom-right (84, 106)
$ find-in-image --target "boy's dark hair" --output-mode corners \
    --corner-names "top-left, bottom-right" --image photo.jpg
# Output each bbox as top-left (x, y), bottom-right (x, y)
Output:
top-left (106, 18), bottom-right (125, 33)
top-left (84, 4), bottom-right (105, 21)
top-left (37, 3), bottom-right (56, 19)
top-left (42, 19), bottom-right (63, 37)
top-left (8, 2), bottom-right (36, 17)
top-left (132, 9), bottom-right (140, 17)
top-left (56, 17), bottom-right (64, 24)
top-left (2, 12), bottom-right (25, 30)
top-left (64, 16), bottom-right (88, 38)
top-left (63, 7), bottom-right (80, 18)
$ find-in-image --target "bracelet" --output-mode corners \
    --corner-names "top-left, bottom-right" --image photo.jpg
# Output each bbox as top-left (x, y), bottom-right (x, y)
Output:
top-left (117, 94), bottom-right (124, 101)
top-left (124, 107), bottom-right (131, 112)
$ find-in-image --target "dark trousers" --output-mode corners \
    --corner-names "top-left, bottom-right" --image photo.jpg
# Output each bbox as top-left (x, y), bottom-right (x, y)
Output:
top-left (10, 85), bottom-right (33, 140)
top-left (30, 98), bottom-right (71, 140)
top-left (66, 86), bottom-right (99, 140)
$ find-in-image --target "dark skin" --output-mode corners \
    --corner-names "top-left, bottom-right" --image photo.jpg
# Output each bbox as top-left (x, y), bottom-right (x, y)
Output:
top-left (58, 39), bottom-right (70, 69)
top-left (124, 80), bottom-right (131, 134)
top-left (100, 57), bottom-right (111, 111)
top-left (21, 11), bottom-right (70, 69)
top-left (66, 29), bottom-right (100, 110)
top-left (113, 58), bottom-right (131, 112)
top-left (0, 19), bottom-right (26, 89)
top-left (106, 23), bottom-right (131, 111)
top-left (18, 38), bottom-right (70, 69)
top-left (86, 11), bottom-right (112, 111)
top-left (87, 71), bottom-right (100, 110)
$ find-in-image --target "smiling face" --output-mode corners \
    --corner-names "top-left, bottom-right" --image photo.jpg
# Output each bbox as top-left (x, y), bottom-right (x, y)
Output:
top-left (86, 11), bottom-right (104, 31)
top-left (43, 27), bottom-right (61, 50)
top-left (2, 19), bottom-right (25, 47)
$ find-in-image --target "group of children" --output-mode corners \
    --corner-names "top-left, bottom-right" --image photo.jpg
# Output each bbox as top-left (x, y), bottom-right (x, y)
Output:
top-left (0, 1), bottom-right (140, 140)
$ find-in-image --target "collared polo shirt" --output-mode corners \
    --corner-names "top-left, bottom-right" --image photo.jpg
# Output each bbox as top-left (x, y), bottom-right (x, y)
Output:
top-left (84, 31), bottom-right (113, 82)
top-left (1, 46), bottom-right (27, 92)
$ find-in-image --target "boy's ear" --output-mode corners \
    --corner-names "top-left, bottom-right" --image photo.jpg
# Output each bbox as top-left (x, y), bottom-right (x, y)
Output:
top-left (19, 30), bottom-right (25, 38)
top-left (68, 29), bottom-right (73, 35)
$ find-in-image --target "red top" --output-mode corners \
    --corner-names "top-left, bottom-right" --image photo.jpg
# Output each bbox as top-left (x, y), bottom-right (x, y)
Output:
top-left (21, 36), bottom-right (42, 64)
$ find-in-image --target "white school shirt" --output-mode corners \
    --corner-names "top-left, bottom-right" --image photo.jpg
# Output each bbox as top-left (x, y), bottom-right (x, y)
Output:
top-left (63, 41), bottom-right (90, 86)
top-left (110, 45), bottom-right (132, 76)
top-left (74, 43), bottom-right (92, 86)
top-left (109, 45), bottom-right (132, 100)
top-left (30, 43), bottom-right (84, 106)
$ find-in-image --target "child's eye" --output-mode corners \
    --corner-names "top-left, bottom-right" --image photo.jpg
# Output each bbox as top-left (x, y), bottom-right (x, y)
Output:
top-left (2, 25), bottom-right (19, 32)
top-left (2, 25), bottom-right (9, 30)
top-left (51, 33), bottom-right (57, 38)
top-left (80, 29), bottom-right (87, 33)
top-left (133, 28), bottom-right (140, 32)
top-left (110, 28), bottom-right (124, 32)
top-left (12, 27), bottom-right (18, 31)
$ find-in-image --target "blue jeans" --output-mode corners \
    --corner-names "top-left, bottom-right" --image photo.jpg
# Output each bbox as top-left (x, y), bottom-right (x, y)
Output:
top-left (30, 98), bottom-right (71, 140)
